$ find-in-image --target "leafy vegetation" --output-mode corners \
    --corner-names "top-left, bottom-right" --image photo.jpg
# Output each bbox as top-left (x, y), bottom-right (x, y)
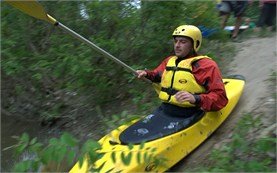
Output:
top-left (6, 132), bottom-right (102, 172)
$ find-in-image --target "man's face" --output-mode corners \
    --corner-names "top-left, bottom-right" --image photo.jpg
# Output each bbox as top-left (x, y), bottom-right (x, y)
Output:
top-left (174, 36), bottom-right (193, 58)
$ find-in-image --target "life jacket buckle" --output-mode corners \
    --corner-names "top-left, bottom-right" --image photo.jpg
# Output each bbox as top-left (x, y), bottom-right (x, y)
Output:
top-left (161, 87), bottom-right (178, 95)
top-left (166, 66), bottom-right (178, 71)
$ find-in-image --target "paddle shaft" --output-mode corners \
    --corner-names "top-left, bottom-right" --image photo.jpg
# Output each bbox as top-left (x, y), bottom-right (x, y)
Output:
top-left (57, 23), bottom-right (134, 73)
top-left (56, 22), bottom-right (152, 83)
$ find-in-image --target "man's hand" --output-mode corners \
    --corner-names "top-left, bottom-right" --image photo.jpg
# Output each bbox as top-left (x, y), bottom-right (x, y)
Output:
top-left (136, 70), bottom-right (147, 78)
top-left (174, 91), bottom-right (196, 104)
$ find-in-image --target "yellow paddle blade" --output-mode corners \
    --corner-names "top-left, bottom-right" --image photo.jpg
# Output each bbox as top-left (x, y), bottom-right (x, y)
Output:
top-left (4, 0), bottom-right (57, 25)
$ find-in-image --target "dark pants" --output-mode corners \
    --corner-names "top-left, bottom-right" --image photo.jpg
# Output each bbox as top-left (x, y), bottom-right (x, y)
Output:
top-left (257, 3), bottom-right (276, 27)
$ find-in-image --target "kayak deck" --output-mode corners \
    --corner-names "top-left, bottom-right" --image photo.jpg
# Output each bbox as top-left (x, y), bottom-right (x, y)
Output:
top-left (119, 109), bottom-right (204, 144)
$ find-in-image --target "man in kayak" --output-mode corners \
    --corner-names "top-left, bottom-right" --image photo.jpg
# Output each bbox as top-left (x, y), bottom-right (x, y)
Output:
top-left (136, 25), bottom-right (228, 117)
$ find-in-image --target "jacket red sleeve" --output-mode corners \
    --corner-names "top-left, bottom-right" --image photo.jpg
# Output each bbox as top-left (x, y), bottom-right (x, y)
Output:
top-left (192, 58), bottom-right (228, 111)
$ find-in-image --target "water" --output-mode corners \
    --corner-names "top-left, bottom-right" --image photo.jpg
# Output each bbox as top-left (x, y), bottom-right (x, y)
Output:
top-left (1, 113), bottom-right (60, 172)
top-left (1, 109), bottom-right (104, 172)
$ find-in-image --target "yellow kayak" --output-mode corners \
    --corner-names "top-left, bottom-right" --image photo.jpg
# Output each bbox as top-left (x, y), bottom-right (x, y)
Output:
top-left (70, 75), bottom-right (245, 172)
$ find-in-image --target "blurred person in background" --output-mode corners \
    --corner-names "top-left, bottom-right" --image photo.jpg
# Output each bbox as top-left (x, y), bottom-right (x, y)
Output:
top-left (256, 0), bottom-right (276, 32)
top-left (217, 0), bottom-right (248, 39)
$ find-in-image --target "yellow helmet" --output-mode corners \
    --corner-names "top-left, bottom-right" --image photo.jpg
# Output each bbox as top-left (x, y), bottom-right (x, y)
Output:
top-left (172, 25), bottom-right (202, 52)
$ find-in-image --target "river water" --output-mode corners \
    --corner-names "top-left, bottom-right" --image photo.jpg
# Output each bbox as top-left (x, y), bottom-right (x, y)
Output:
top-left (1, 113), bottom-right (61, 172)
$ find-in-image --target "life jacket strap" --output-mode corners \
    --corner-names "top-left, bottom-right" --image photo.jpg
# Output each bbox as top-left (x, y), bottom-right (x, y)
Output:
top-left (161, 87), bottom-right (179, 95)
top-left (166, 66), bottom-right (192, 73)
